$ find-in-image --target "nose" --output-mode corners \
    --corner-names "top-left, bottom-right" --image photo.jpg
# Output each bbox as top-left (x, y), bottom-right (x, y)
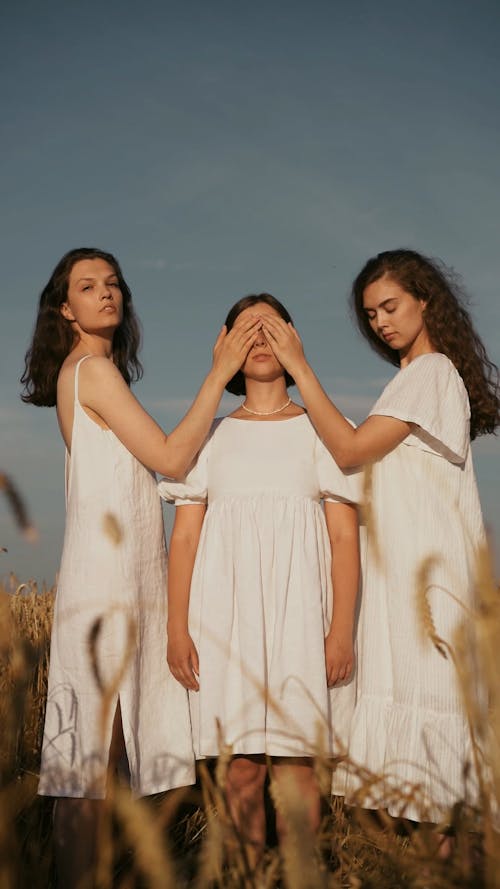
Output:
top-left (253, 327), bottom-right (267, 347)
top-left (100, 283), bottom-right (112, 300)
top-left (374, 311), bottom-right (388, 332)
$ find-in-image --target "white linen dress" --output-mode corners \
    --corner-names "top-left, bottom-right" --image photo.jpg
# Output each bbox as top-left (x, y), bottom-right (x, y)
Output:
top-left (333, 353), bottom-right (485, 821)
top-left (38, 356), bottom-right (195, 799)
top-left (159, 413), bottom-right (361, 759)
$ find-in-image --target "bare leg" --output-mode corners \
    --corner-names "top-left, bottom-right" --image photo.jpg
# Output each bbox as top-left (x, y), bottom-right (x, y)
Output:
top-left (53, 702), bottom-right (127, 888)
top-left (272, 757), bottom-right (321, 843)
top-left (53, 797), bottom-right (100, 889)
top-left (108, 699), bottom-right (129, 784)
top-left (401, 816), bottom-right (455, 861)
top-left (226, 755), bottom-right (267, 865)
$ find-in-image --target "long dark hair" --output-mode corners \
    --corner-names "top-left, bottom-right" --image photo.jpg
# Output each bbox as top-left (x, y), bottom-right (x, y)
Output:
top-left (224, 293), bottom-right (295, 396)
top-left (21, 248), bottom-right (143, 407)
top-left (351, 249), bottom-right (500, 439)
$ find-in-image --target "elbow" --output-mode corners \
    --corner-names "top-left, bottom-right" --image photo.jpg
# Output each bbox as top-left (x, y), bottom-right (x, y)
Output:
top-left (160, 454), bottom-right (190, 480)
top-left (161, 463), bottom-right (184, 481)
top-left (332, 527), bottom-right (360, 551)
top-left (157, 435), bottom-right (191, 480)
top-left (335, 449), bottom-right (358, 471)
top-left (324, 437), bottom-right (358, 470)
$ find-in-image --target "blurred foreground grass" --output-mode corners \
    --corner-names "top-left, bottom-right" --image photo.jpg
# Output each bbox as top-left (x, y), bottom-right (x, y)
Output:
top-left (1, 570), bottom-right (498, 888)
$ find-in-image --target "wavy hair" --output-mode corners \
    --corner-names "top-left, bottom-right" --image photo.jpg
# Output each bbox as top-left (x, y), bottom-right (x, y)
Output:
top-left (21, 248), bottom-right (143, 407)
top-left (351, 249), bottom-right (500, 439)
top-left (224, 293), bottom-right (295, 396)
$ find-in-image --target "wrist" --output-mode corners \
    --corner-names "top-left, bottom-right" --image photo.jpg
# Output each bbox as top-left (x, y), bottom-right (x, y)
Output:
top-left (206, 365), bottom-right (229, 391)
top-left (290, 356), bottom-right (312, 387)
top-left (327, 618), bottom-right (354, 639)
top-left (167, 619), bottom-right (189, 636)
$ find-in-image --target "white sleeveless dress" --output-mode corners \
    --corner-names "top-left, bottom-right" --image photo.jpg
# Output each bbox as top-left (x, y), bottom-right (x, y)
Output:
top-left (38, 356), bottom-right (195, 799)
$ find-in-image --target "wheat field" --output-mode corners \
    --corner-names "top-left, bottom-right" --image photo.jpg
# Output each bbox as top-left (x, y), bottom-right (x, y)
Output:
top-left (1, 473), bottom-right (499, 887)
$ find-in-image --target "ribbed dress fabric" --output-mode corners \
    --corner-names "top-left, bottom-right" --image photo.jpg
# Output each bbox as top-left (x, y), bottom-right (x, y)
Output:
top-left (38, 356), bottom-right (194, 799)
top-left (159, 414), bottom-right (361, 759)
top-left (332, 353), bottom-right (485, 821)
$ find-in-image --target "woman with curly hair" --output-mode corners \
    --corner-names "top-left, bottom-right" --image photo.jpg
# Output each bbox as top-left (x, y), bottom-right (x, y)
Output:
top-left (258, 249), bottom-right (500, 830)
top-left (21, 247), bottom-right (261, 886)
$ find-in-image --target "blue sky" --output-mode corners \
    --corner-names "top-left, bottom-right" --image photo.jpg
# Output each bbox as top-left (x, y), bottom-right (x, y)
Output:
top-left (1, 0), bottom-right (499, 582)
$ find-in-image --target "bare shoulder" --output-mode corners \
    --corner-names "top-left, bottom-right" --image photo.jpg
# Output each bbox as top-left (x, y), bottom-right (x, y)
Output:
top-left (78, 357), bottom-right (130, 411)
top-left (58, 354), bottom-right (118, 394)
top-left (57, 353), bottom-right (82, 398)
top-left (78, 354), bottom-right (120, 380)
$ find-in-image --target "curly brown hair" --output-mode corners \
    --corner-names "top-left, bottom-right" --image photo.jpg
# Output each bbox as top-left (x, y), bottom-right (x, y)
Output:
top-left (21, 248), bottom-right (143, 407)
top-left (224, 293), bottom-right (296, 396)
top-left (351, 249), bottom-right (500, 439)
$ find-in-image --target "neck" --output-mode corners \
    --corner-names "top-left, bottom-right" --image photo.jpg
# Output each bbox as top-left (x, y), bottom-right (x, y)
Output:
top-left (74, 331), bottom-right (115, 360)
top-left (399, 329), bottom-right (434, 368)
top-left (243, 379), bottom-right (289, 411)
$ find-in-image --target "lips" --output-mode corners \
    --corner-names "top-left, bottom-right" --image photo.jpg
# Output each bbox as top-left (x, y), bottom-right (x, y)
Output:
top-left (100, 304), bottom-right (117, 313)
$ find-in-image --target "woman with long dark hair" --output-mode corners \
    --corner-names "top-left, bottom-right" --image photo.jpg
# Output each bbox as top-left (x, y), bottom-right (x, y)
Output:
top-left (22, 247), bottom-right (261, 886)
top-left (258, 250), bottom-right (499, 829)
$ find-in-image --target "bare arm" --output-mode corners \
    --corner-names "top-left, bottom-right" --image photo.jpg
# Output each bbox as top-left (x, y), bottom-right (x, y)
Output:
top-left (167, 503), bottom-right (206, 691)
top-left (260, 314), bottom-right (410, 468)
top-left (323, 500), bottom-right (360, 687)
top-left (77, 316), bottom-right (262, 477)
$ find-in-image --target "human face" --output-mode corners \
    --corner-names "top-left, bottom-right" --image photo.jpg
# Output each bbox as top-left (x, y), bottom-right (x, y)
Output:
top-left (61, 258), bottom-right (123, 334)
top-left (362, 274), bottom-right (431, 363)
top-left (237, 302), bottom-right (286, 382)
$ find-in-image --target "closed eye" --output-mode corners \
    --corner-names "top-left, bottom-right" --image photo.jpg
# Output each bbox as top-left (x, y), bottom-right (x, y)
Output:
top-left (364, 298), bottom-right (398, 319)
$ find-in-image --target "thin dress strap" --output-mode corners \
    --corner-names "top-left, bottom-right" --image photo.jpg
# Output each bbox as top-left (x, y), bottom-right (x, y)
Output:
top-left (74, 355), bottom-right (92, 403)
top-left (66, 356), bottom-right (92, 502)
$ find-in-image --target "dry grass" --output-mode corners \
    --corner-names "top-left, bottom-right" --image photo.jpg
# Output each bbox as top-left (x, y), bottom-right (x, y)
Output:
top-left (0, 570), bottom-right (498, 888)
top-left (1, 472), bottom-right (499, 887)
top-left (0, 577), bottom-right (54, 889)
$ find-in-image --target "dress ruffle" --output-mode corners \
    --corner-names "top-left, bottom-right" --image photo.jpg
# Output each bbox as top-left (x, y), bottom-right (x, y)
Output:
top-left (333, 694), bottom-right (478, 822)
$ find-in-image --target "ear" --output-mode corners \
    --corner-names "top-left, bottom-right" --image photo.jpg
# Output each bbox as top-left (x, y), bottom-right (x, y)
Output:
top-left (60, 301), bottom-right (76, 322)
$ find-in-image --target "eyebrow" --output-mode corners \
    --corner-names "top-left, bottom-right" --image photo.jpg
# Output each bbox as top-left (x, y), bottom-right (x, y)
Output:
top-left (364, 296), bottom-right (397, 312)
top-left (76, 275), bottom-right (119, 284)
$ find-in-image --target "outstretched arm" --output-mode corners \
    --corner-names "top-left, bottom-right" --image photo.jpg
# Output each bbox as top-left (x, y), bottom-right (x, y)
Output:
top-left (167, 503), bottom-right (206, 691)
top-left (76, 314), bottom-right (262, 477)
top-left (323, 500), bottom-right (359, 687)
top-left (260, 313), bottom-right (410, 468)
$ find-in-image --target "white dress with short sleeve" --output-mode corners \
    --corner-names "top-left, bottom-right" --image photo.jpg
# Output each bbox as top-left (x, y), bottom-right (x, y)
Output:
top-left (333, 353), bottom-right (485, 821)
top-left (38, 356), bottom-right (195, 799)
top-left (159, 413), bottom-right (361, 758)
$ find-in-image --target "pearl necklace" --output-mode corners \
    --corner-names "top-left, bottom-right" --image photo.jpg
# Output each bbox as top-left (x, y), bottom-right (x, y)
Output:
top-left (241, 397), bottom-right (291, 416)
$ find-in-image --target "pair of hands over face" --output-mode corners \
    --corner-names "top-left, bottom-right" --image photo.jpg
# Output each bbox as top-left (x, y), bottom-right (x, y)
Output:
top-left (211, 312), bottom-right (306, 382)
